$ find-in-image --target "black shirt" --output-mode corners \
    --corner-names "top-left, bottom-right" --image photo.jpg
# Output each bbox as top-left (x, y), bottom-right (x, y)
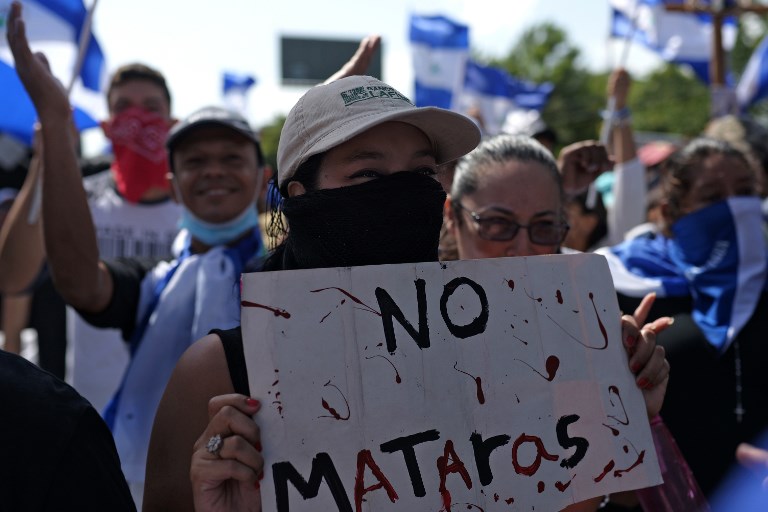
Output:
top-left (0, 351), bottom-right (136, 512)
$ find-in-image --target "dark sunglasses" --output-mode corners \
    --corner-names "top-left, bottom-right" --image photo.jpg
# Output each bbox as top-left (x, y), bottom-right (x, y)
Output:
top-left (455, 202), bottom-right (569, 245)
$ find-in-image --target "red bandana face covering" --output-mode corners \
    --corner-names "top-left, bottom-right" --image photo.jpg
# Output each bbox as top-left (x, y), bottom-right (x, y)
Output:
top-left (103, 106), bottom-right (172, 203)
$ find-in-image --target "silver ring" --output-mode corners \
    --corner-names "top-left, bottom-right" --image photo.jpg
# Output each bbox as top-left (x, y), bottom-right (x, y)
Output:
top-left (206, 434), bottom-right (223, 457)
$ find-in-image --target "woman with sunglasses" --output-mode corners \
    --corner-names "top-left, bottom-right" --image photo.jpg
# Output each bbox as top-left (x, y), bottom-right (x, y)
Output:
top-left (442, 135), bottom-right (612, 259)
top-left (441, 134), bottom-right (671, 511)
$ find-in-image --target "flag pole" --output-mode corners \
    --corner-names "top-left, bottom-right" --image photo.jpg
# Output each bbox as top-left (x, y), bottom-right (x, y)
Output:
top-left (28, 0), bottom-right (100, 224)
top-left (66, 0), bottom-right (99, 95)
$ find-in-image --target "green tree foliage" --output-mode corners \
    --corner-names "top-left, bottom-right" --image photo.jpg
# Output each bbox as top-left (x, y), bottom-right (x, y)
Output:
top-left (629, 64), bottom-right (710, 137)
top-left (487, 22), bottom-right (604, 145)
top-left (258, 114), bottom-right (286, 174)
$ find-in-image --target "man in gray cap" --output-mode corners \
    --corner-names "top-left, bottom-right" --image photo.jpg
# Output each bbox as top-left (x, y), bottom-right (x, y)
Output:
top-left (6, 18), bottom-right (267, 496)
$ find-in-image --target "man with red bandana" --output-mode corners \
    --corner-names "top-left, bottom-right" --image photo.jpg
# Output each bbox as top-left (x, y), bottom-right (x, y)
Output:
top-left (71, 64), bottom-right (182, 416)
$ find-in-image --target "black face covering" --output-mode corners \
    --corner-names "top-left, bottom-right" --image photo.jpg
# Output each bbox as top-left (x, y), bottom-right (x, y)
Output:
top-left (279, 171), bottom-right (446, 270)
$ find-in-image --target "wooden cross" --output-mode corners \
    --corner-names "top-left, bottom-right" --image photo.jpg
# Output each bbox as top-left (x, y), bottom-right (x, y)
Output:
top-left (665, 0), bottom-right (768, 86)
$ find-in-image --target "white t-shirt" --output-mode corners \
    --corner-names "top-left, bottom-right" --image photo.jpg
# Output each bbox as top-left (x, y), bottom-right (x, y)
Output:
top-left (67, 170), bottom-right (181, 412)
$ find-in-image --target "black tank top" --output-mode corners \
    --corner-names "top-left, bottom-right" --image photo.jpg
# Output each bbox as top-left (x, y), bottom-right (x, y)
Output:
top-left (210, 327), bottom-right (250, 396)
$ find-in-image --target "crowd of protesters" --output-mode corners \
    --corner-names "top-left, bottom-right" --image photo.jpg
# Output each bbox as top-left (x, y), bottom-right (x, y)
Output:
top-left (1, 1), bottom-right (768, 511)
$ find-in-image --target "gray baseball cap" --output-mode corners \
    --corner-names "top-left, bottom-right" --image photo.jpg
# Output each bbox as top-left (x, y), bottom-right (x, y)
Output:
top-left (277, 75), bottom-right (481, 186)
top-left (166, 106), bottom-right (263, 164)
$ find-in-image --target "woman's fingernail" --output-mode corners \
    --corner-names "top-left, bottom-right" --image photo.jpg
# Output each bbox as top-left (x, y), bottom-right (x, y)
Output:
top-left (255, 441), bottom-right (262, 452)
top-left (630, 362), bottom-right (641, 373)
top-left (637, 377), bottom-right (649, 388)
top-left (626, 335), bottom-right (636, 347)
top-left (666, 317), bottom-right (675, 326)
top-left (246, 398), bottom-right (260, 408)
top-left (254, 480), bottom-right (260, 490)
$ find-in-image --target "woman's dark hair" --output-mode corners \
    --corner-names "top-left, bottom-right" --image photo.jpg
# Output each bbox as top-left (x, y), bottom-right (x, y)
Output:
top-left (262, 152), bottom-right (325, 270)
top-left (661, 138), bottom-right (754, 222)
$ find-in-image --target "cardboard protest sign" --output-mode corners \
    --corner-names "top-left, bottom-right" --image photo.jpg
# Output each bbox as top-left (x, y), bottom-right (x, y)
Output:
top-left (241, 254), bottom-right (661, 511)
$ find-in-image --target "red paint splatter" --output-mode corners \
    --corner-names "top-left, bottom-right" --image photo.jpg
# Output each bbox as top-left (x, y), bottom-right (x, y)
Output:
top-left (365, 355), bottom-right (402, 384)
top-left (311, 287), bottom-right (381, 316)
top-left (453, 362), bottom-right (485, 404)
top-left (588, 292), bottom-right (608, 348)
top-left (545, 313), bottom-right (608, 350)
top-left (493, 493), bottom-right (499, 502)
top-left (555, 478), bottom-right (573, 492)
top-left (602, 424), bottom-right (620, 436)
top-left (376, 342), bottom-right (383, 347)
top-left (537, 481), bottom-right (545, 493)
top-left (269, 374), bottom-right (283, 417)
top-left (505, 278), bottom-right (515, 290)
top-left (556, 290), bottom-right (563, 304)
top-left (512, 334), bottom-right (528, 346)
top-left (523, 288), bottom-right (543, 303)
top-left (462, 505), bottom-right (484, 511)
top-left (319, 381), bottom-right (350, 421)
top-left (241, 300), bottom-right (291, 318)
top-left (614, 450), bottom-right (645, 477)
top-left (607, 386), bottom-right (630, 426)
top-left (623, 445), bottom-right (629, 453)
top-left (594, 460), bottom-right (615, 482)
top-left (505, 497), bottom-right (514, 505)
top-left (514, 355), bottom-right (560, 381)
top-left (319, 311), bottom-right (332, 323)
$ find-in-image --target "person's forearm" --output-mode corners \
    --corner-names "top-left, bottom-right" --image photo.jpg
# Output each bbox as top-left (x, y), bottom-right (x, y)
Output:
top-left (0, 154), bottom-right (45, 294)
top-left (40, 113), bottom-right (110, 311)
top-left (612, 122), bottom-right (637, 165)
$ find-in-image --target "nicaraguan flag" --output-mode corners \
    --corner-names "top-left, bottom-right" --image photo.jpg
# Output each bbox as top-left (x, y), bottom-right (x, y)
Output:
top-left (0, 0), bottom-right (106, 144)
top-left (222, 72), bottom-right (257, 116)
top-left (597, 197), bottom-right (767, 351)
top-left (456, 60), bottom-right (553, 135)
top-left (409, 14), bottom-right (468, 110)
top-left (736, 34), bottom-right (768, 108)
top-left (609, 0), bottom-right (736, 83)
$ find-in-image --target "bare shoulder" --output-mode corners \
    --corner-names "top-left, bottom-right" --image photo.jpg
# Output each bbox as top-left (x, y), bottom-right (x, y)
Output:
top-left (144, 333), bottom-right (235, 511)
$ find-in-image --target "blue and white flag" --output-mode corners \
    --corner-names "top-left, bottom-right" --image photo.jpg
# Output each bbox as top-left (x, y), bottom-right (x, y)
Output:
top-left (222, 72), bottom-right (256, 116)
top-left (597, 197), bottom-right (767, 351)
top-left (409, 14), bottom-right (469, 110)
top-left (736, 34), bottom-right (768, 108)
top-left (456, 60), bottom-right (553, 135)
top-left (609, 0), bottom-right (736, 83)
top-left (0, 0), bottom-right (106, 144)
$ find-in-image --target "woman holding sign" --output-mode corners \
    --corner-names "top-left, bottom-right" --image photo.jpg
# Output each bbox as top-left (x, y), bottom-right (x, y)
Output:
top-left (146, 93), bottom-right (669, 511)
top-left (440, 134), bottom-right (672, 511)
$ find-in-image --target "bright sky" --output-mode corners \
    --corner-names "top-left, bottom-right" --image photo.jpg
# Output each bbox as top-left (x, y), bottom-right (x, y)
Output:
top-left (87, 0), bottom-right (661, 131)
top-left (86, 0), bottom-right (658, 126)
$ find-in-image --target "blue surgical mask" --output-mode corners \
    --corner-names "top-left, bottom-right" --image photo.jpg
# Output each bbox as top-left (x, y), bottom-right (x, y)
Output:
top-left (178, 204), bottom-right (259, 247)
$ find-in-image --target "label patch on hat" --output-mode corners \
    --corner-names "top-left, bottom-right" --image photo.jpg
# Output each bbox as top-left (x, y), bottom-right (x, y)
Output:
top-left (340, 86), bottom-right (413, 106)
